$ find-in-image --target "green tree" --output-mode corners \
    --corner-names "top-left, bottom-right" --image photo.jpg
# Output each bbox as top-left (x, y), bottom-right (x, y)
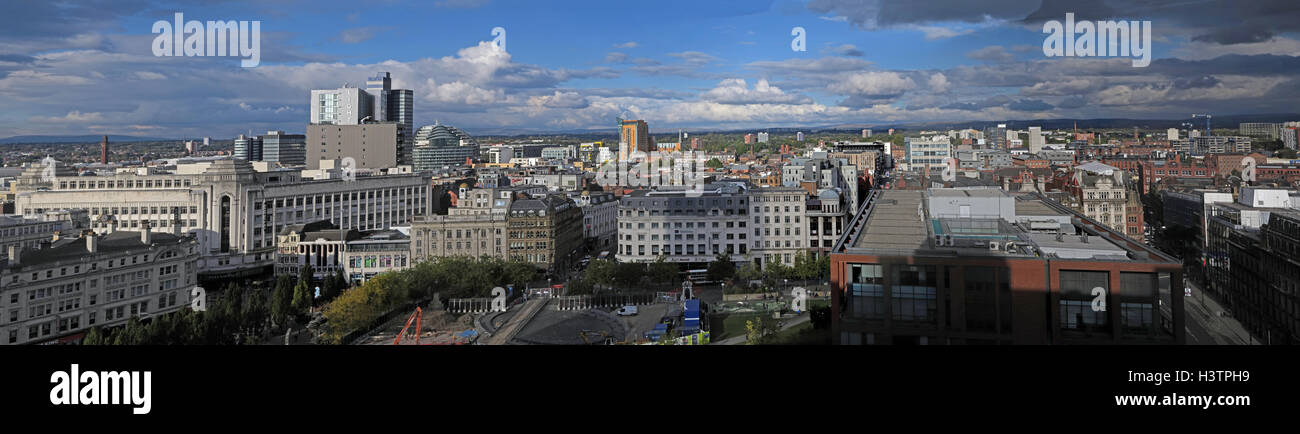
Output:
top-left (647, 256), bottom-right (679, 288)
top-left (705, 158), bottom-right (724, 170)
top-left (613, 262), bottom-right (645, 289)
top-left (736, 262), bottom-right (762, 284)
top-left (292, 277), bottom-right (313, 317)
top-left (271, 274), bottom-right (295, 327)
top-left (565, 277), bottom-right (594, 295)
top-left (585, 259), bottom-right (616, 287)
top-left (707, 253), bottom-right (736, 283)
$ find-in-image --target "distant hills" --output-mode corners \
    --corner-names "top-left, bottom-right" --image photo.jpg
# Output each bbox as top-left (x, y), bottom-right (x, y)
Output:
top-left (0, 135), bottom-right (177, 144)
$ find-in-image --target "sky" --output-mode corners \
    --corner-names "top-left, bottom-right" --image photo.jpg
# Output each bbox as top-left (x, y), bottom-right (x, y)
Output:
top-left (1, 0), bottom-right (1299, 138)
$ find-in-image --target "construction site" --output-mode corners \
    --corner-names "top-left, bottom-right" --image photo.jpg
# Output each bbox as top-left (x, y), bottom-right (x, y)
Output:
top-left (357, 290), bottom-right (707, 345)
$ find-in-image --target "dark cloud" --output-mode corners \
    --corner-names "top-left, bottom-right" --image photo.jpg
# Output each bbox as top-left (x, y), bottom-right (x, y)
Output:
top-left (966, 46), bottom-right (1015, 64)
top-left (1172, 75), bottom-right (1220, 89)
top-left (811, 0), bottom-right (1300, 46)
top-left (1192, 27), bottom-right (1275, 45)
top-left (1056, 96), bottom-right (1087, 109)
top-left (1007, 98), bottom-right (1053, 111)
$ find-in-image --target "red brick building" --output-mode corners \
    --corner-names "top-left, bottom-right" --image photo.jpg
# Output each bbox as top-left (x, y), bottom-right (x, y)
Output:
top-left (830, 189), bottom-right (1184, 345)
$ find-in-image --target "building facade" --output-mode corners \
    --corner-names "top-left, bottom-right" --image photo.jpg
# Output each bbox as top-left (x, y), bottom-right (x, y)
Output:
top-left (1, 228), bottom-right (199, 345)
top-left (14, 159), bottom-right (430, 279)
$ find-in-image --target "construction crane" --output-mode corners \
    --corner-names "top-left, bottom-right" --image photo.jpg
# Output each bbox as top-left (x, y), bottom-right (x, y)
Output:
top-left (393, 307), bottom-right (423, 345)
top-left (1192, 114), bottom-right (1212, 137)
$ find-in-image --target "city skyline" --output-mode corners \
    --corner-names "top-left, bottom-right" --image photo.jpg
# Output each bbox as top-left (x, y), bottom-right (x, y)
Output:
top-left (2, 0), bottom-right (1300, 138)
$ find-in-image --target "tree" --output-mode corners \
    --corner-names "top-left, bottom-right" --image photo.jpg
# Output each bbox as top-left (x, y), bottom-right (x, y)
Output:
top-left (736, 262), bottom-right (762, 285)
top-left (292, 277), bottom-right (313, 318)
top-left (647, 256), bottom-right (679, 288)
top-left (613, 262), bottom-right (645, 289)
top-left (585, 259), bottom-right (616, 287)
top-left (744, 315), bottom-right (781, 345)
top-left (565, 277), bottom-right (594, 295)
top-left (271, 274), bottom-right (295, 327)
top-left (705, 158), bottom-right (724, 170)
top-left (707, 253), bottom-right (736, 283)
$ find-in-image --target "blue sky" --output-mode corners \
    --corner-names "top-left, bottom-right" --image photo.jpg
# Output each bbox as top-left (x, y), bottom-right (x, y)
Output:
top-left (2, 0), bottom-right (1299, 138)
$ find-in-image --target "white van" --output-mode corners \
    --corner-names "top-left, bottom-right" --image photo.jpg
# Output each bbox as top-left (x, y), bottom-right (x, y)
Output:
top-left (615, 305), bottom-right (638, 316)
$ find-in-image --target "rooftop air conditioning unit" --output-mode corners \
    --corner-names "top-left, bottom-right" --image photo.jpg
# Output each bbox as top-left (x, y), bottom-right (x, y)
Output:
top-left (1005, 241), bottom-right (1016, 252)
top-left (989, 242), bottom-right (1000, 252)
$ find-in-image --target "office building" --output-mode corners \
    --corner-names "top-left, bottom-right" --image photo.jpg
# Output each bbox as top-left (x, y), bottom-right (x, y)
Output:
top-left (1, 227), bottom-right (199, 345)
top-left (619, 119), bottom-right (651, 161)
top-left (507, 194), bottom-right (584, 272)
top-left (261, 131), bottom-right (306, 166)
top-left (905, 136), bottom-right (952, 171)
top-left (274, 220), bottom-right (411, 284)
top-left (0, 210), bottom-right (90, 261)
top-left (1239, 123), bottom-right (1280, 140)
top-left (831, 188), bottom-right (1185, 345)
top-left (412, 123), bottom-right (479, 171)
top-left (616, 183), bottom-right (751, 266)
top-left (14, 158), bottom-right (430, 279)
top-left (233, 134), bottom-right (262, 162)
top-left (1028, 126), bottom-right (1044, 154)
top-left (306, 122), bottom-right (408, 170)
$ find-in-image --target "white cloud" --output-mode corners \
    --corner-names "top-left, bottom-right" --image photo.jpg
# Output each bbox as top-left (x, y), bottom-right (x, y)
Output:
top-left (829, 71), bottom-right (917, 97)
top-left (701, 78), bottom-right (813, 104)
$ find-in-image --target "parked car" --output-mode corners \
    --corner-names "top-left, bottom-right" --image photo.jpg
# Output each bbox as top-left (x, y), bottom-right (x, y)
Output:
top-left (615, 305), bottom-right (638, 316)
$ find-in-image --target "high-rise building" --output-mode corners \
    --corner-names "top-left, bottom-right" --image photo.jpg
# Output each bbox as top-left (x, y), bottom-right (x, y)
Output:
top-left (233, 134), bottom-right (263, 162)
top-left (757, 132), bottom-right (769, 143)
top-left (99, 135), bottom-right (109, 164)
top-left (310, 86), bottom-right (372, 125)
top-left (796, 132), bottom-right (805, 142)
top-left (1028, 126), bottom-right (1044, 154)
top-left (1167, 128), bottom-right (1180, 141)
top-left (261, 131), bottom-right (306, 166)
top-left (306, 123), bottom-right (406, 169)
top-left (411, 123), bottom-right (479, 171)
top-left (1239, 122), bottom-right (1280, 140)
top-left (311, 72), bottom-right (414, 165)
top-left (618, 119), bottom-right (651, 161)
top-left (862, 129), bottom-right (872, 138)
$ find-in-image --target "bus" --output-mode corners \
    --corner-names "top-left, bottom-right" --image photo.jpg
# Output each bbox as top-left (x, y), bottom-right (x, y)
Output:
top-left (684, 269), bottom-right (711, 285)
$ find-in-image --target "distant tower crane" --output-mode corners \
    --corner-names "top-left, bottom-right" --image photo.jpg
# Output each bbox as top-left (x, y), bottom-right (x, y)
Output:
top-left (1192, 114), bottom-right (1212, 137)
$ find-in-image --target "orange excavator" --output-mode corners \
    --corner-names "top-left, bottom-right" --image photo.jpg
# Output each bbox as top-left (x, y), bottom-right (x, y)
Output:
top-left (393, 307), bottom-right (423, 345)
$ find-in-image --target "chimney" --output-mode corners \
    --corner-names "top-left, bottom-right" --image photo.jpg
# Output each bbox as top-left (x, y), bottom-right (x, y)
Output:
top-left (141, 220), bottom-right (152, 244)
top-left (7, 245), bottom-right (20, 265)
top-left (86, 232), bottom-right (98, 253)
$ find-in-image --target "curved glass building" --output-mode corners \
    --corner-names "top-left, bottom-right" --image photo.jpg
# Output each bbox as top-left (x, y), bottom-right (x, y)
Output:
top-left (412, 123), bottom-right (479, 171)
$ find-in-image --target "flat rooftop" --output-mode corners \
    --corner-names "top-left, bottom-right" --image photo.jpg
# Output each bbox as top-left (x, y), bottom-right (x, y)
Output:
top-left (853, 190), bottom-right (928, 250)
top-left (839, 188), bottom-right (1177, 263)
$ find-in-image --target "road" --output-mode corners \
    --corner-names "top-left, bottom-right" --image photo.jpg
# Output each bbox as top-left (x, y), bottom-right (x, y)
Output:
top-left (1181, 280), bottom-right (1257, 345)
top-left (480, 297), bottom-right (548, 345)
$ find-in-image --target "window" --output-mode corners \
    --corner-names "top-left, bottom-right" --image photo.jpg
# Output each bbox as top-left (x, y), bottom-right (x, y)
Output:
top-left (892, 265), bottom-right (937, 323)
top-left (848, 264), bottom-right (885, 319)
top-left (1120, 272), bottom-right (1157, 336)
top-left (1060, 270), bottom-right (1109, 333)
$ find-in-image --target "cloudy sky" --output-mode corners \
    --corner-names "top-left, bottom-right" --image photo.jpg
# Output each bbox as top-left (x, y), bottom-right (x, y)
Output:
top-left (1, 0), bottom-right (1299, 138)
